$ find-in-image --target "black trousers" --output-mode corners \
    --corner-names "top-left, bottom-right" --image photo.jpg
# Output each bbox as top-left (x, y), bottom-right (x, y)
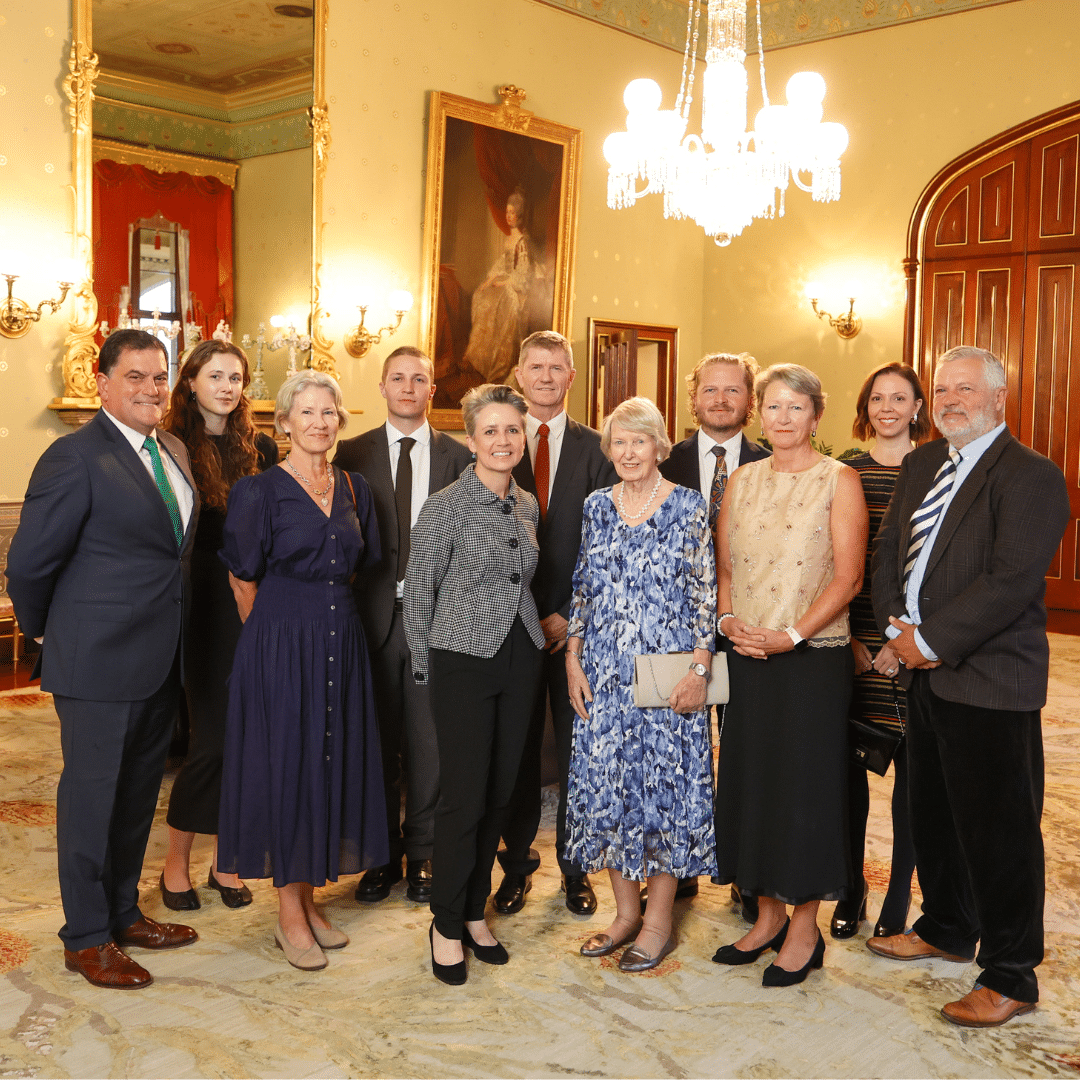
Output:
top-left (370, 607), bottom-right (439, 863)
top-left (498, 644), bottom-right (582, 877)
top-left (428, 618), bottom-right (543, 939)
top-left (54, 661), bottom-right (180, 951)
top-left (906, 672), bottom-right (1044, 1003)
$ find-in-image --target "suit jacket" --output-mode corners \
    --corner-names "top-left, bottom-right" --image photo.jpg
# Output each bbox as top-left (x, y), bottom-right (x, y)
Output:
top-left (871, 430), bottom-right (1069, 711)
top-left (660, 430), bottom-right (771, 492)
top-left (514, 416), bottom-right (617, 622)
top-left (5, 409), bottom-right (199, 701)
top-left (334, 424), bottom-right (473, 650)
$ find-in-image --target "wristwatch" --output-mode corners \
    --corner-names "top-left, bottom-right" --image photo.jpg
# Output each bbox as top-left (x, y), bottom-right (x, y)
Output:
top-left (689, 661), bottom-right (710, 679)
top-left (785, 627), bottom-right (810, 653)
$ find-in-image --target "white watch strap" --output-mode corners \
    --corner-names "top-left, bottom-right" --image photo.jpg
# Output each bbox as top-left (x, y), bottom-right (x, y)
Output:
top-left (785, 627), bottom-right (803, 647)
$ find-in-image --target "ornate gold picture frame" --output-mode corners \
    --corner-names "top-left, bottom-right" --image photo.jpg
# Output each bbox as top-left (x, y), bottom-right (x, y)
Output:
top-left (421, 87), bottom-right (581, 429)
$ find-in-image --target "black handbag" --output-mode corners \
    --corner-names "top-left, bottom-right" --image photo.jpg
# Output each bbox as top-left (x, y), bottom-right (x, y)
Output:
top-left (848, 681), bottom-right (904, 777)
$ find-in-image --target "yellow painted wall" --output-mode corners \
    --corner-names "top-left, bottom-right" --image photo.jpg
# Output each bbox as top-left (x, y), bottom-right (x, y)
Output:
top-left (699, 0), bottom-right (1080, 454)
top-left (0, 1), bottom-right (74, 501)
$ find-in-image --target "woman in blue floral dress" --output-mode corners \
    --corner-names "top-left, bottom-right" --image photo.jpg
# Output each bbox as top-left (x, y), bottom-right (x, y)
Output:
top-left (565, 397), bottom-right (718, 973)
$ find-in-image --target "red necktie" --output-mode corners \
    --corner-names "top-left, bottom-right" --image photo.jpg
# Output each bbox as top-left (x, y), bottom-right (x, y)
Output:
top-left (535, 423), bottom-right (550, 520)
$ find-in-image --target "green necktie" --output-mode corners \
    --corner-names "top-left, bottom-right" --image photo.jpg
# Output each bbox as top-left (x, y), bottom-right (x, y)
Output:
top-left (143, 435), bottom-right (184, 547)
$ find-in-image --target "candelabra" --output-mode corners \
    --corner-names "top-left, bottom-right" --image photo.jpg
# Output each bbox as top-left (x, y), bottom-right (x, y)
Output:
top-left (267, 321), bottom-right (311, 379)
top-left (240, 323), bottom-right (272, 400)
top-left (1, 273), bottom-right (73, 339)
top-left (344, 290), bottom-right (413, 358)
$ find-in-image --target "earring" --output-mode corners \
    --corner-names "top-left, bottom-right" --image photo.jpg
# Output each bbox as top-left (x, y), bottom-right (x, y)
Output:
top-left (189, 389), bottom-right (196, 401)
top-left (913, 412), bottom-right (919, 423)
top-left (811, 429), bottom-right (817, 438)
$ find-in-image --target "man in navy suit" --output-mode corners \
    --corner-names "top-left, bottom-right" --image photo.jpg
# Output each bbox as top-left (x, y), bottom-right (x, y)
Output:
top-left (6, 329), bottom-right (200, 989)
top-left (334, 346), bottom-right (472, 905)
top-left (493, 331), bottom-right (617, 917)
top-left (659, 351), bottom-right (770, 917)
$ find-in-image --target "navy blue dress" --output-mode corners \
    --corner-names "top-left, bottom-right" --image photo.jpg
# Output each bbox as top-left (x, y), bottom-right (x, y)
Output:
top-left (217, 465), bottom-right (389, 887)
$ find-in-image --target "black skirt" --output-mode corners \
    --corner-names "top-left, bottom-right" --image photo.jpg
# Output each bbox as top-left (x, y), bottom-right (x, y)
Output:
top-left (714, 644), bottom-right (853, 905)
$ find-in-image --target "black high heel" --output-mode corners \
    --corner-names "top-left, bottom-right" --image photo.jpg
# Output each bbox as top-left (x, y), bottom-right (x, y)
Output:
top-left (873, 895), bottom-right (912, 939)
top-left (462, 924), bottom-right (508, 965)
top-left (429, 921), bottom-right (467, 985)
top-left (830, 880), bottom-right (868, 939)
top-left (762, 930), bottom-right (825, 987)
top-left (712, 918), bottom-right (789, 965)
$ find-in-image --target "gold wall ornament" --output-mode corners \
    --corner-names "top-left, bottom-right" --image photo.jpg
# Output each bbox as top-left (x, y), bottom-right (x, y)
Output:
top-left (63, 40), bottom-right (98, 133)
top-left (495, 85), bottom-right (533, 132)
top-left (343, 291), bottom-right (413, 359)
top-left (92, 138), bottom-right (239, 187)
top-left (809, 295), bottom-right (862, 339)
top-left (0, 276), bottom-right (73, 340)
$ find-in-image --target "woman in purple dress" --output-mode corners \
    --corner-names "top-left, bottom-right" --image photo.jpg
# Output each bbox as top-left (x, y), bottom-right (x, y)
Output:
top-left (218, 371), bottom-right (388, 971)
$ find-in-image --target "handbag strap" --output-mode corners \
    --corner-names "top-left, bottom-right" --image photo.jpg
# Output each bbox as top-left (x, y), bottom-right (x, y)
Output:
top-left (341, 469), bottom-right (357, 511)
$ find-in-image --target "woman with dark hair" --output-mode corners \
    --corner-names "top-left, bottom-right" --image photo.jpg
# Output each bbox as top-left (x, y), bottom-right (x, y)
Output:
top-left (830, 362), bottom-right (929, 941)
top-left (159, 339), bottom-right (278, 912)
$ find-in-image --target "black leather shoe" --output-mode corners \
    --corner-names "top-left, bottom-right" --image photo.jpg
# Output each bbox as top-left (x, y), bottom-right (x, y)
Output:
top-left (873, 895), bottom-right (911, 940)
top-left (493, 872), bottom-right (531, 915)
top-left (830, 880), bottom-right (868, 939)
top-left (762, 930), bottom-right (826, 987)
top-left (712, 918), bottom-right (789, 965)
top-left (406, 860), bottom-right (433, 903)
top-left (562, 874), bottom-right (597, 915)
top-left (159, 872), bottom-right (200, 912)
top-left (354, 861), bottom-right (403, 903)
top-left (639, 876), bottom-right (698, 914)
top-left (730, 884), bottom-right (758, 924)
top-left (207, 868), bottom-right (252, 909)
top-left (429, 921), bottom-right (466, 986)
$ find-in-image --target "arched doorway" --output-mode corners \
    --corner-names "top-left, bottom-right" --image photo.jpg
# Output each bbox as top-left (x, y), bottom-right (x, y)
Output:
top-left (903, 101), bottom-right (1080, 614)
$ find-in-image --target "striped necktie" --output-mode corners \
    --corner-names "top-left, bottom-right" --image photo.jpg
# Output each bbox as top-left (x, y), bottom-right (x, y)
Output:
top-left (903, 447), bottom-right (961, 587)
top-left (143, 436), bottom-right (184, 548)
top-left (708, 444), bottom-right (727, 527)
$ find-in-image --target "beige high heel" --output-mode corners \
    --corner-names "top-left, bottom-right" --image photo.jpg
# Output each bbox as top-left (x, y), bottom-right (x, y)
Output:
top-left (274, 922), bottom-right (328, 970)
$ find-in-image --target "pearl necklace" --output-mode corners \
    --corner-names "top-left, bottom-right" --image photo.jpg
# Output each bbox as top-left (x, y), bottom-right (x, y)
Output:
top-left (617, 472), bottom-right (663, 522)
top-left (285, 455), bottom-right (334, 506)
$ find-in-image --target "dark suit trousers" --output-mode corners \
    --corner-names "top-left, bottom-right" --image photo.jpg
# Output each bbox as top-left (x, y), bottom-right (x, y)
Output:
top-left (498, 647), bottom-right (581, 876)
top-left (428, 618), bottom-right (543, 939)
top-left (370, 606), bottom-right (439, 862)
top-left (906, 671), bottom-right (1044, 1002)
top-left (54, 662), bottom-right (180, 951)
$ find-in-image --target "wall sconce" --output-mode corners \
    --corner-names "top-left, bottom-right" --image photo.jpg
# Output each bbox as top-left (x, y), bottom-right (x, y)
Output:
top-left (807, 287), bottom-right (862, 339)
top-left (1, 273), bottom-right (73, 339)
top-left (344, 289), bottom-right (413, 359)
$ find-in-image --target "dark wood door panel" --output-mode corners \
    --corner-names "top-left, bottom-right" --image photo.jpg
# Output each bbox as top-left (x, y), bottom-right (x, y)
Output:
top-left (1028, 120), bottom-right (1080, 251)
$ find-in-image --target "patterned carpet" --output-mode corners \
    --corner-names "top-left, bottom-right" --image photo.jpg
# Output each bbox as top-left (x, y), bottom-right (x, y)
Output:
top-left (0, 638), bottom-right (1078, 1079)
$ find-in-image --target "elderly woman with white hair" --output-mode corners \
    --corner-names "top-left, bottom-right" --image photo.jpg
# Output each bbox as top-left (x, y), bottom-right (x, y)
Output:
top-left (218, 370), bottom-right (388, 971)
top-left (565, 397), bottom-right (718, 973)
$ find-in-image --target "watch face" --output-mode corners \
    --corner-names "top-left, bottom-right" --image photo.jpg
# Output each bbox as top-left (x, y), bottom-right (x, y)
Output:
top-left (691, 663), bottom-right (708, 676)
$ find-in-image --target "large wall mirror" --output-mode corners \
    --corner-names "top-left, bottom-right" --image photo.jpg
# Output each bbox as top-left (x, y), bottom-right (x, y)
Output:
top-left (58, 0), bottom-right (331, 420)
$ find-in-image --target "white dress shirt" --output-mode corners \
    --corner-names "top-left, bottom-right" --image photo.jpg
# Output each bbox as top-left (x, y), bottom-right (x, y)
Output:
top-left (696, 428), bottom-right (744, 503)
top-left (101, 409), bottom-right (194, 531)
top-left (525, 409), bottom-right (567, 506)
top-left (888, 421), bottom-right (1007, 660)
top-left (386, 418), bottom-right (432, 593)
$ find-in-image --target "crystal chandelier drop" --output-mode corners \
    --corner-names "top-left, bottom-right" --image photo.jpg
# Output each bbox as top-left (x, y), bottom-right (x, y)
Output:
top-left (603, 0), bottom-right (849, 246)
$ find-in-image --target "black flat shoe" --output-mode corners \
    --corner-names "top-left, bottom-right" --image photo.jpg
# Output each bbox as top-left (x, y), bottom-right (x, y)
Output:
top-left (712, 918), bottom-right (789, 965)
top-left (207, 868), bottom-right (253, 908)
top-left (493, 872), bottom-right (531, 915)
top-left (462, 925), bottom-right (509, 965)
top-left (159, 872), bottom-right (200, 912)
top-left (830, 880), bottom-right (868, 939)
top-left (405, 859), bottom-right (433, 903)
top-left (429, 921), bottom-right (467, 985)
top-left (355, 862), bottom-right (403, 903)
top-left (562, 873), bottom-right (597, 916)
top-left (762, 930), bottom-right (826, 986)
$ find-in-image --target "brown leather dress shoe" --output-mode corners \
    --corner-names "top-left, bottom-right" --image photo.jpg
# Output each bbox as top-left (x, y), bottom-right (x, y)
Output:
top-left (64, 942), bottom-right (152, 989)
top-left (114, 915), bottom-right (198, 950)
top-left (941, 984), bottom-right (1036, 1028)
top-left (866, 928), bottom-right (973, 963)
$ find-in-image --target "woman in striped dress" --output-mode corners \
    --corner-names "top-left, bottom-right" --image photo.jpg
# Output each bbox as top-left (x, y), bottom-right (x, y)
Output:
top-left (830, 362), bottom-right (930, 940)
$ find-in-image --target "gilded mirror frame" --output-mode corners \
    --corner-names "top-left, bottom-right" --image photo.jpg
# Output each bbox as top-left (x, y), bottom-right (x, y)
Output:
top-left (58, 0), bottom-right (332, 414)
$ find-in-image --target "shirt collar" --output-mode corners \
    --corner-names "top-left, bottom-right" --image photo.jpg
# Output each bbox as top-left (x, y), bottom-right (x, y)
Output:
top-left (949, 421), bottom-right (1007, 464)
top-left (101, 408), bottom-right (158, 451)
top-left (462, 462), bottom-right (518, 506)
top-left (697, 428), bottom-right (743, 457)
top-left (526, 410), bottom-right (567, 438)
top-left (385, 418), bottom-right (430, 447)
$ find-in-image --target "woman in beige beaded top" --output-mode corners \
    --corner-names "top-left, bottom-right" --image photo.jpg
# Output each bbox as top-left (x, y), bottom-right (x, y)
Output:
top-left (710, 363), bottom-right (868, 988)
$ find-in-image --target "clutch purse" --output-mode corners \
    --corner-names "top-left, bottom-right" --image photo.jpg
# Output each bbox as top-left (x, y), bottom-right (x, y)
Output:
top-left (633, 652), bottom-right (729, 708)
top-left (848, 682), bottom-right (905, 777)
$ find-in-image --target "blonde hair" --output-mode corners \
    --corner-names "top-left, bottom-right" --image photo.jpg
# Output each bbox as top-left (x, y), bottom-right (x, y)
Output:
top-left (600, 397), bottom-right (672, 461)
top-left (686, 352), bottom-right (758, 425)
top-left (275, 370), bottom-right (349, 433)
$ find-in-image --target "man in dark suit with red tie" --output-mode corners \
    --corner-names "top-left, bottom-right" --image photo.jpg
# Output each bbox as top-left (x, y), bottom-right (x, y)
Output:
top-left (868, 346), bottom-right (1069, 1028)
top-left (659, 351), bottom-right (770, 917)
top-left (6, 329), bottom-right (200, 989)
top-left (334, 346), bottom-right (472, 905)
top-left (493, 331), bottom-right (617, 917)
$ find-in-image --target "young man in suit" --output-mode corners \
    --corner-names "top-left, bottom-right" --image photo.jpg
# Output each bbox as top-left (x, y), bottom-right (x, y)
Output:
top-left (334, 346), bottom-right (472, 905)
top-left (659, 351), bottom-right (770, 919)
top-left (868, 346), bottom-right (1069, 1028)
top-left (493, 331), bottom-right (617, 917)
top-left (6, 329), bottom-right (200, 989)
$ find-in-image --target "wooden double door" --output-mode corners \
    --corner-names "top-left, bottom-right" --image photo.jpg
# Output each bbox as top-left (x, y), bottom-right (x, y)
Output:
top-left (905, 104), bottom-right (1080, 611)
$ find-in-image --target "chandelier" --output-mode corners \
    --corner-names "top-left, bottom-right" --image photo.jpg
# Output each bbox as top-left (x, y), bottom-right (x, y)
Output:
top-left (602, 0), bottom-right (849, 246)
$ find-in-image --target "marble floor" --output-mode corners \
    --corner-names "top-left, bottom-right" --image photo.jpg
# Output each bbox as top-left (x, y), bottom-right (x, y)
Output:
top-left (0, 637), bottom-right (1078, 1079)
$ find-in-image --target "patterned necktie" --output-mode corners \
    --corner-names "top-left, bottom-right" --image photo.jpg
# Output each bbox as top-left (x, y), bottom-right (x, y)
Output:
top-left (708, 444), bottom-right (728, 527)
top-left (534, 423), bottom-right (550, 520)
top-left (395, 436), bottom-right (415, 581)
top-left (143, 436), bottom-right (183, 547)
top-left (903, 446), bottom-right (961, 587)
